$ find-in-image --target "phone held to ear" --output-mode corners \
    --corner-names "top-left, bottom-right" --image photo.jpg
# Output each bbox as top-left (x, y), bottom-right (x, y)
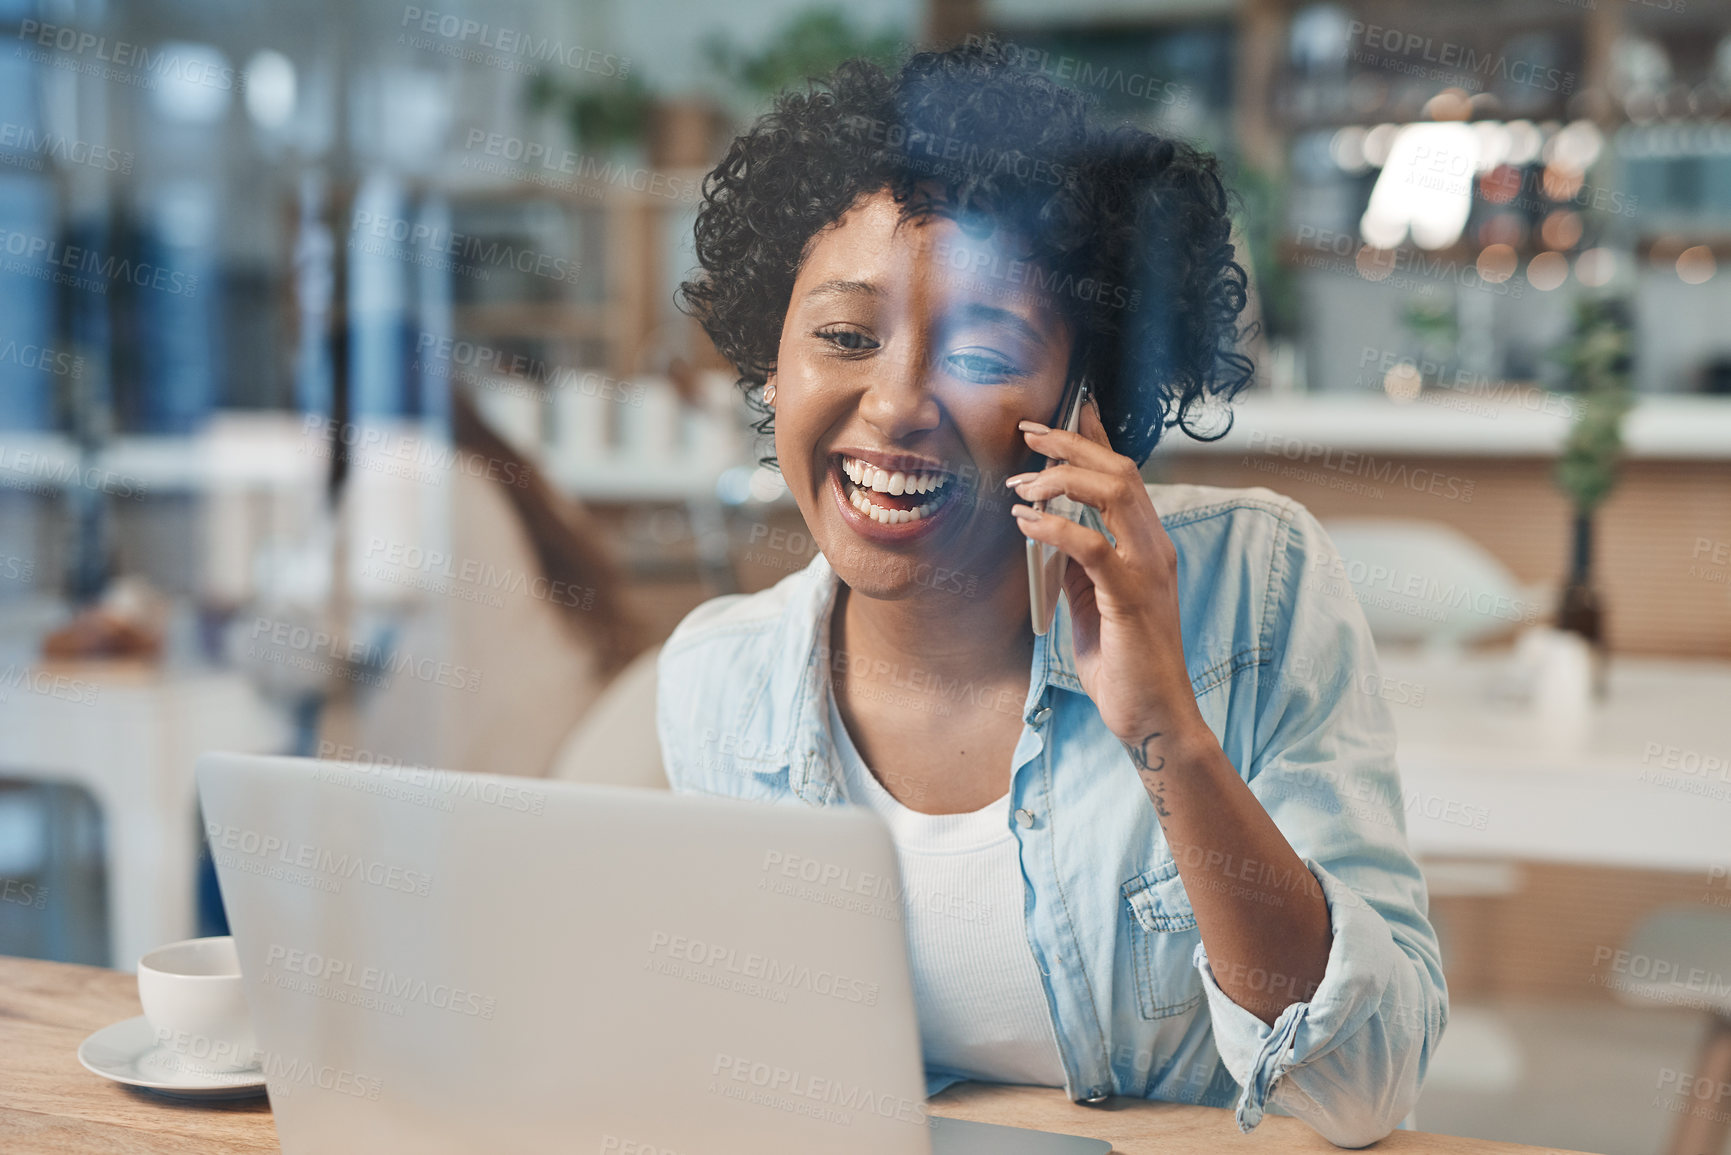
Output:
top-left (1026, 379), bottom-right (1093, 637)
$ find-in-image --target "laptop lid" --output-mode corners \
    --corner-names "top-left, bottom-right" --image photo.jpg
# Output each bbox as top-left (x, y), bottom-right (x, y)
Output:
top-left (197, 751), bottom-right (932, 1155)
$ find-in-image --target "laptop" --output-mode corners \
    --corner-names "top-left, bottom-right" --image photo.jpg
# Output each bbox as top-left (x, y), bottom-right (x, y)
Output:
top-left (196, 752), bottom-right (1112, 1154)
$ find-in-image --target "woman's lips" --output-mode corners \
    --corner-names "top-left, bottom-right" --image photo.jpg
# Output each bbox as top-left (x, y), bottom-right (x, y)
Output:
top-left (828, 455), bottom-right (961, 542)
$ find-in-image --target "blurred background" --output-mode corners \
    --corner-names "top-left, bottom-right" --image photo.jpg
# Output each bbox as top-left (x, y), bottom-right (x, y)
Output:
top-left (1, 0), bottom-right (1729, 1151)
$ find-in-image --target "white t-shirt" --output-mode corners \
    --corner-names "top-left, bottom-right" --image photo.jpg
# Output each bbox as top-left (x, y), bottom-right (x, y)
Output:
top-left (826, 685), bottom-right (1067, 1087)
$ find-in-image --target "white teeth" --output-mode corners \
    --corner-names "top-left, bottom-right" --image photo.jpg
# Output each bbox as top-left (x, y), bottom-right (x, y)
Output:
top-left (841, 457), bottom-right (950, 497)
top-left (842, 461), bottom-right (948, 525)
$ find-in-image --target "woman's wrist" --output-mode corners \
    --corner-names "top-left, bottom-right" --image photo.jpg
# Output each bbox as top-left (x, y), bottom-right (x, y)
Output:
top-left (1112, 698), bottom-right (1211, 762)
top-left (1115, 707), bottom-right (1216, 820)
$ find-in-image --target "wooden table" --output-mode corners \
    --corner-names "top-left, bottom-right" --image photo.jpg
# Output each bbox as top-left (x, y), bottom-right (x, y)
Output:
top-left (0, 955), bottom-right (1593, 1154)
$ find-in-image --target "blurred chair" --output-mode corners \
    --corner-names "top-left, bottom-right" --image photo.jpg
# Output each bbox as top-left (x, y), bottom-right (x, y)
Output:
top-left (1319, 518), bottom-right (1538, 648)
top-left (1614, 907), bottom-right (1731, 1155)
top-left (545, 643), bottom-right (666, 790)
top-left (316, 390), bottom-right (649, 779)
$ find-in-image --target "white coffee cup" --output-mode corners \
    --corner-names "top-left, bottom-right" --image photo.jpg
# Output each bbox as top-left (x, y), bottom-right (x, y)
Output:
top-left (137, 936), bottom-right (260, 1074)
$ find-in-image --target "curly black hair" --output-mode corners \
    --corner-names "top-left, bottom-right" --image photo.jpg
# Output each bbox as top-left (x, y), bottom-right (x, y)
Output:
top-left (677, 37), bottom-right (1254, 467)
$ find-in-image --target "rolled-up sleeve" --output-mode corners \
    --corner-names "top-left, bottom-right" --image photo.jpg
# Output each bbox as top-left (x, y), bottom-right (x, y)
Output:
top-left (1195, 500), bottom-right (1448, 1146)
top-left (1194, 859), bottom-right (1439, 1145)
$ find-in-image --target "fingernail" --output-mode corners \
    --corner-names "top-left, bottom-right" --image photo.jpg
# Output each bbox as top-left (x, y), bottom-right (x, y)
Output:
top-left (1011, 504), bottom-right (1039, 519)
top-left (1018, 420), bottom-right (1049, 434)
top-left (1004, 473), bottom-right (1035, 487)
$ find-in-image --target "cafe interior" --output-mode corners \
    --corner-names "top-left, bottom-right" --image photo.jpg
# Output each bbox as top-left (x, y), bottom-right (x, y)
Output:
top-left (2, 0), bottom-right (1730, 1150)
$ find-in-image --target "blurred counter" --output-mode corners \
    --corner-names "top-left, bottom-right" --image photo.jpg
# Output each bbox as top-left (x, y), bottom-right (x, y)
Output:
top-left (1166, 394), bottom-right (1731, 460)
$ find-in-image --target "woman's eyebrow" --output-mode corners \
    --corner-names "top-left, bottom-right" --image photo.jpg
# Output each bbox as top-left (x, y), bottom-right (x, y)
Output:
top-left (949, 301), bottom-right (1047, 350)
top-left (803, 279), bottom-right (878, 305)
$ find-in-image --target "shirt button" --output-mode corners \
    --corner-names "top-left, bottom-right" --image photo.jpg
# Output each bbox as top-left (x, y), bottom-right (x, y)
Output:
top-left (1029, 705), bottom-right (1052, 728)
top-left (1015, 808), bottom-right (1036, 829)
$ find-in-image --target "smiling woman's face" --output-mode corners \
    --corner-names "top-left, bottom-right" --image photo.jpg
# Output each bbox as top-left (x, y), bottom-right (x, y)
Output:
top-left (766, 189), bottom-right (1074, 602)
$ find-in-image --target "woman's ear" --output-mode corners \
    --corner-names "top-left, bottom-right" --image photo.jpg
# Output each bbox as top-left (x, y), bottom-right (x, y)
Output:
top-left (1080, 390), bottom-right (1111, 446)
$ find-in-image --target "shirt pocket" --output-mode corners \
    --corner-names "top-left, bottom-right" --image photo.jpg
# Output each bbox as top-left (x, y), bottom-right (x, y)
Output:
top-left (1120, 859), bottom-right (1205, 1021)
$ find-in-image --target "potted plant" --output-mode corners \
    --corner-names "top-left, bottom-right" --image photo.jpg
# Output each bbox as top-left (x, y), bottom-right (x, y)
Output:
top-left (1549, 295), bottom-right (1635, 697)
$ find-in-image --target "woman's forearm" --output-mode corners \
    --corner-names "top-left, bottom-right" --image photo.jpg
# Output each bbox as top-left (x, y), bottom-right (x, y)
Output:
top-left (1122, 722), bottom-right (1333, 1026)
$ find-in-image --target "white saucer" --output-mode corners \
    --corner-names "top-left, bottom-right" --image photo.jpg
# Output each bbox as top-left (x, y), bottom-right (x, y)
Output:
top-left (78, 1016), bottom-right (267, 1100)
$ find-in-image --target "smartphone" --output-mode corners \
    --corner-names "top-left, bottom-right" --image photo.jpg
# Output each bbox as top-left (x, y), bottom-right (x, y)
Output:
top-left (1026, 378), bottom-right (1091, 637)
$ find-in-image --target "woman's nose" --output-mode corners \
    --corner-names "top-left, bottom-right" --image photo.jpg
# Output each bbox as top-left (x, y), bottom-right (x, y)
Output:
top-left (857, 342), bottom-right (943, 442)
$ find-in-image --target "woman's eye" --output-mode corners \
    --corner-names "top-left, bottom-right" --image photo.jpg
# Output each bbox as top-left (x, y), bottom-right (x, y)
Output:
top-left (815, 327), bottom-right (877, 353)
top-left (947, 350), bottom-right (1019, 383)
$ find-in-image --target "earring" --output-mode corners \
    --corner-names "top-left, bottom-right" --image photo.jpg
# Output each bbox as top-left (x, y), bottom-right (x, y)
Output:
top-left (763, 383), bottom-right (777, 405)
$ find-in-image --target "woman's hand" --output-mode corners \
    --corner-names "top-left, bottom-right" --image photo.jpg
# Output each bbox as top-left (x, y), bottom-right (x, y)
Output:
top-left (1007, 398), bottom-right (1204, 751)
top-left (1012, 399), bottom-right (1336, 1029)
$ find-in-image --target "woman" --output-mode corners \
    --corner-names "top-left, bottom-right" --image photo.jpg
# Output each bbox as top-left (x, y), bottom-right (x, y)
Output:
top-left (658, 40), bottom-right (1445, 1146)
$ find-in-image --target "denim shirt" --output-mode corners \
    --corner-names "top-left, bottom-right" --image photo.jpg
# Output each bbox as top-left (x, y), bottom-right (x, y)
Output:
top-left (655, 482), bottom-right (1448, 1147)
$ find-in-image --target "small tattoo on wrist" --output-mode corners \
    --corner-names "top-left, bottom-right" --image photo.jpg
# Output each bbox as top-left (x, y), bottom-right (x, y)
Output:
top-left (1123, 732), bottom-right (1171, 818)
